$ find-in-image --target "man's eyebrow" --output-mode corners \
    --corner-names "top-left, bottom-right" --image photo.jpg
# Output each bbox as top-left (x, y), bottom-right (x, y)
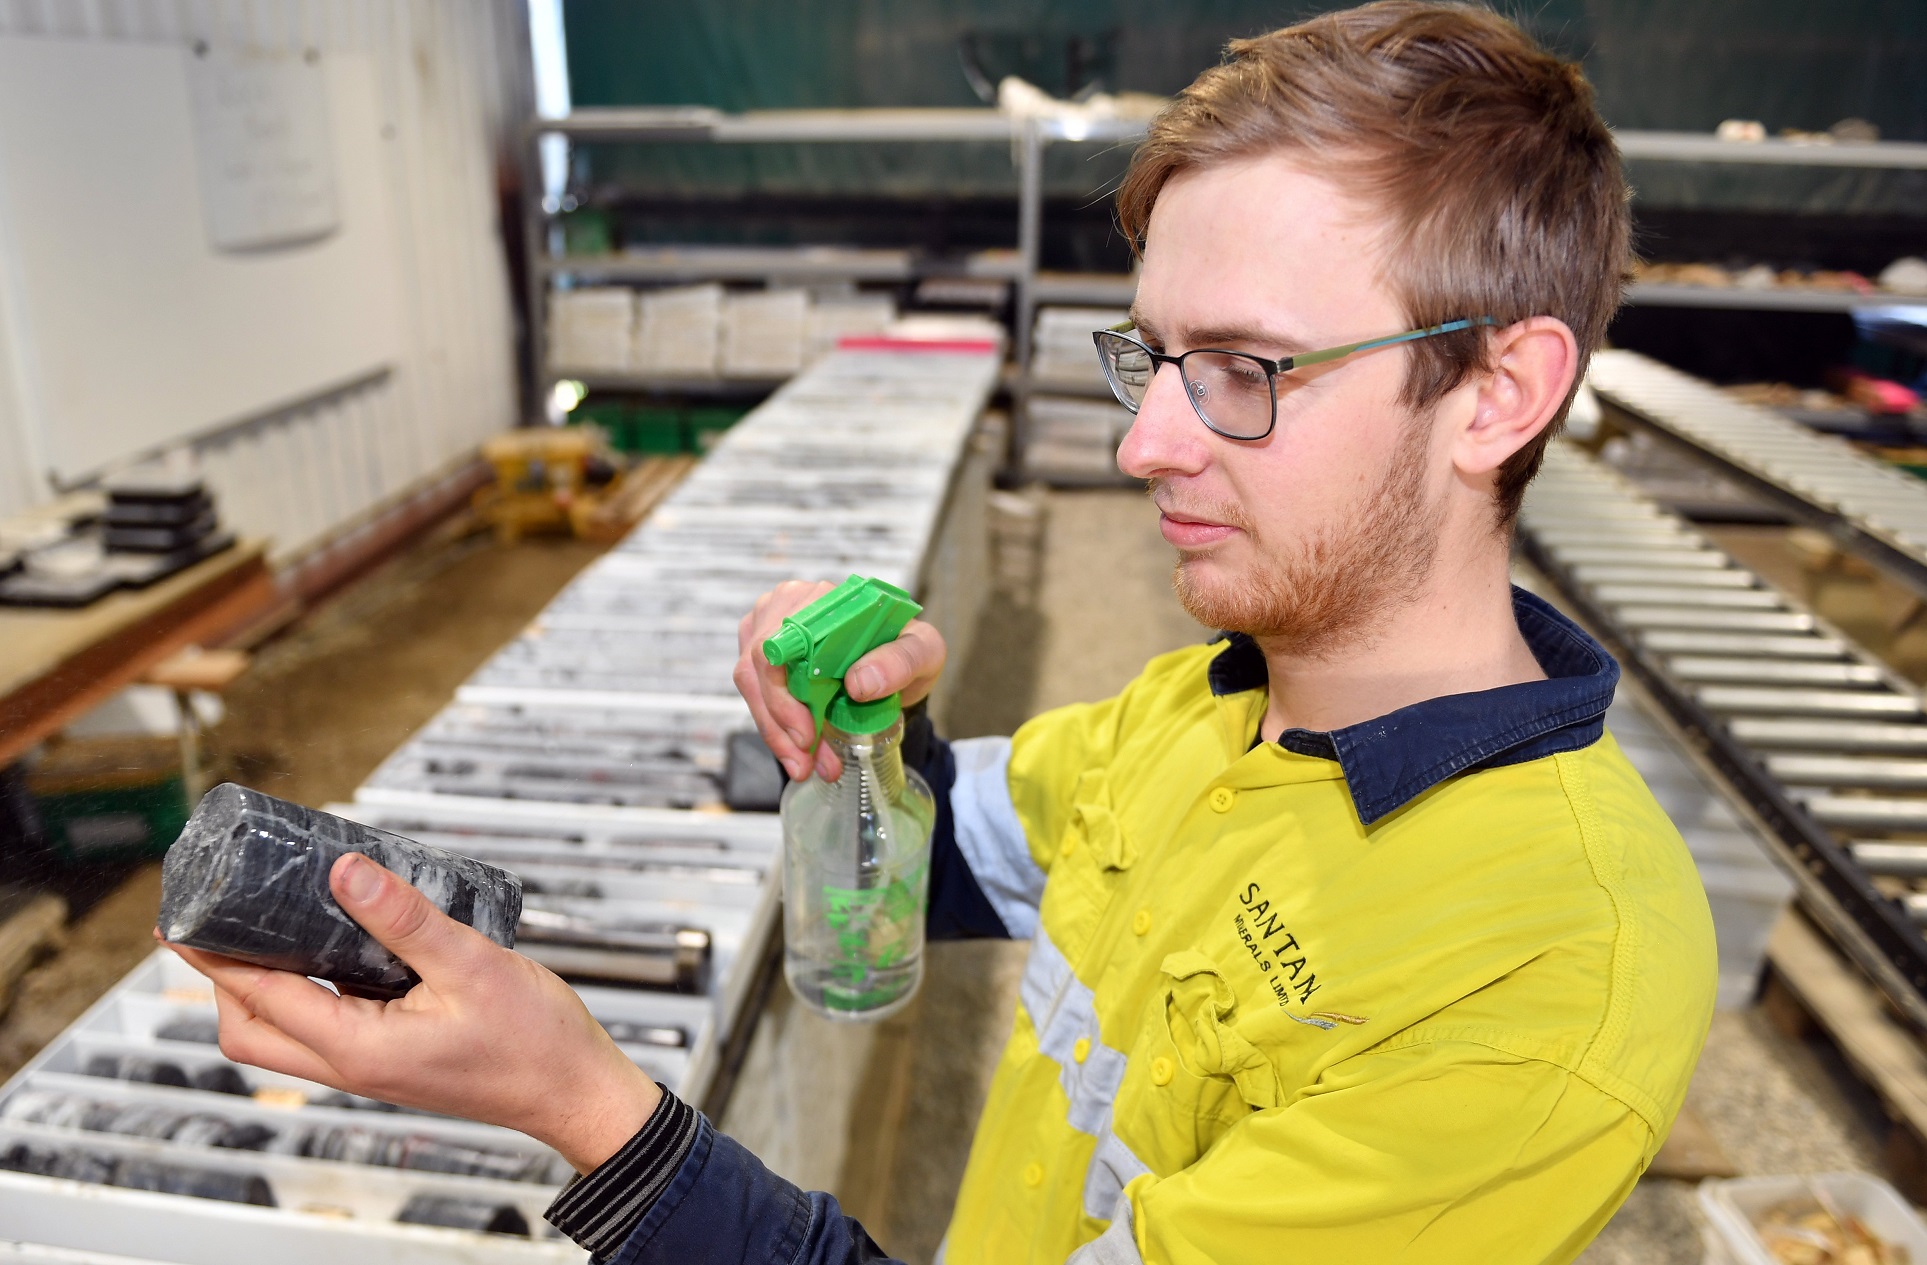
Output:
top-left (1125, 310), bottom-right (1309, 354)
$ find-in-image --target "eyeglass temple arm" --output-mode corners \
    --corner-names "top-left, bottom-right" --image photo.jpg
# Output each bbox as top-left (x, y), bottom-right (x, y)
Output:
top-left (1284, 317), bottom-right (1498, 370)
top-left (1099, 316), bottom-right (1497, 371)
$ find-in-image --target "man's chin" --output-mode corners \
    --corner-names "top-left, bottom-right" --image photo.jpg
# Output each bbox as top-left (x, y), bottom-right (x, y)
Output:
top-left (1170, 556), bottom-right (1252, 629)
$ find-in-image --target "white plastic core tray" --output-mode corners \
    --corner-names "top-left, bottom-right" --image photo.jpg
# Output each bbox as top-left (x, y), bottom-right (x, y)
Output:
top-left (1698, 1171), bottom-right (1927, 1264)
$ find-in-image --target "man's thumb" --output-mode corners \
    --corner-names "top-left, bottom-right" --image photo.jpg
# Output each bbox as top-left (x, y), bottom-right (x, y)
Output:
top-left (331, 853), bottom-right (478, 980)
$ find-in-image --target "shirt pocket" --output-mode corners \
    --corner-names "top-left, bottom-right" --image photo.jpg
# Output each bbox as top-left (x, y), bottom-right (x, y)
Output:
top-left (1122, 949), bottom-right (1283, 1162)
top-left (1039, 769), bottom-right (1139, 956)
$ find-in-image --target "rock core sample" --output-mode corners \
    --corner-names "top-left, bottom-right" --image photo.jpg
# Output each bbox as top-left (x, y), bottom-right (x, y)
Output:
top-left (158, 783), bottom-right (520, 998)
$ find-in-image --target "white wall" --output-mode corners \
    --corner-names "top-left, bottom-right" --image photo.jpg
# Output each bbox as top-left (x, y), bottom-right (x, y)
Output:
top-left (0, 0), bottom-right (529, 565)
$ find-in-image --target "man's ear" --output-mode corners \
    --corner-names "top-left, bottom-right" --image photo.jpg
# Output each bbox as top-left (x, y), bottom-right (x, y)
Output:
top-left (1453, 316), bottom-right (1579, 476)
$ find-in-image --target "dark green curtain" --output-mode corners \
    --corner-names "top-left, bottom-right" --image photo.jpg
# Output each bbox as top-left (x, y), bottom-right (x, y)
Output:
top-left (562, 0), bottom-right (1927, 211)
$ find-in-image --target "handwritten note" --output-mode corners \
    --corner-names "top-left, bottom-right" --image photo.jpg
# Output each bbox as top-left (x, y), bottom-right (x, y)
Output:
top-left (184, 44), bottom-right (338, 252)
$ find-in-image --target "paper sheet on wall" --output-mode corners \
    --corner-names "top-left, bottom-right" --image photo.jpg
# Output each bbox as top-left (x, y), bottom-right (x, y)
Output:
top-left (184, 44), bottom-right (339, 252)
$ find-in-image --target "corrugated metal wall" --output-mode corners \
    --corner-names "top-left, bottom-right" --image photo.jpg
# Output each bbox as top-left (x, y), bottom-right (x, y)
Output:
top-left (0, 0), bottom-right (529, 565)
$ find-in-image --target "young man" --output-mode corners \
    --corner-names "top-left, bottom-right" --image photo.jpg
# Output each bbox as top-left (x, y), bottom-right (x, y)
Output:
top-left (171, 4), bottom-right (1715, 1263)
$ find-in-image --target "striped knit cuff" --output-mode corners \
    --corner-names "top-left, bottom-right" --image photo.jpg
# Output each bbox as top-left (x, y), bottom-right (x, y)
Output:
top-left (544, 1087), bottom-right (700, 1259)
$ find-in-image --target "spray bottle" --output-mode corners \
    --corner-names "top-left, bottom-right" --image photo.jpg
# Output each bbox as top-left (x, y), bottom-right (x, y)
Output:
top-left (763, 575), bottom-right (935, 1021)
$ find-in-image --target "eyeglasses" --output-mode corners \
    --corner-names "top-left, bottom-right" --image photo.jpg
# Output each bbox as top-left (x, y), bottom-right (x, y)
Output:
top-left (1092, 316), bottom-right (1498, 441)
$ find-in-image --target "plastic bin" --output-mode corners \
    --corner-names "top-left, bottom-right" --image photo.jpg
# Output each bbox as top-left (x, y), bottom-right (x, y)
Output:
top-left (28, 736), bottom-right (188, 862)
top-left (1698, 1171), bottom-right (1927, 1264)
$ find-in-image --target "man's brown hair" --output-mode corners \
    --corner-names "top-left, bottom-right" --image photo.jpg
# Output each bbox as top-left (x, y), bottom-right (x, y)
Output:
top-left (1116, 1), bottom-right (1628, 527)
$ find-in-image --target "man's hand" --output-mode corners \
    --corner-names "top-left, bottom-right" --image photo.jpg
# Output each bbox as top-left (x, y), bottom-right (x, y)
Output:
top-left (733, 580), bottom-right (947, 783)
top-left (162, 852), bottom-right (659, 1175)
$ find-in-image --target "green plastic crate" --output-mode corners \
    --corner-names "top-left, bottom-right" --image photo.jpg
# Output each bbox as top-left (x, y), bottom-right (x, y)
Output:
top-left (628, 406), bottom-right (690, 455)
top-left (28, 737), bottom-right (189, 863)
top-left (560, 209), bottom-right (613, 257)
top-left (686, 406), bottom-right (749, 453)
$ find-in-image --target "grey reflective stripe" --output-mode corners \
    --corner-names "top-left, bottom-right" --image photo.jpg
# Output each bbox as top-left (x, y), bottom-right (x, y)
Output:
top-left (1065, 1193), bottom-right (1144, 1265)
top-left (950, 736), bottom-right (1044, 938)
top-left (1019, 925), bottom-right (1158, 1218)
top-left (1082, 1113), bottom-right (1152, 1219)
top-left (1021, 928), bottom-right (1126, 1132)
top-left (933, 1237), bottom-right (947, 1265)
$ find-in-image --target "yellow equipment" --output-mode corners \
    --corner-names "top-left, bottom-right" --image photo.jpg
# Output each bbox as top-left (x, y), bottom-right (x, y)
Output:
top-left (473, 427), bottom-right (614, 545)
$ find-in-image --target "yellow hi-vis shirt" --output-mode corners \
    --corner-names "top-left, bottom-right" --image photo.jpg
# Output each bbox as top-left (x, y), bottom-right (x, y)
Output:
top-left (939, 593), bottom-right (1718, 1265)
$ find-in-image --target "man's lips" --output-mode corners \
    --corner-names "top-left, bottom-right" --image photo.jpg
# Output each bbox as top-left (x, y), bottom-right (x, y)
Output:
top-left (1157, 508), bottom-right (1240, 549)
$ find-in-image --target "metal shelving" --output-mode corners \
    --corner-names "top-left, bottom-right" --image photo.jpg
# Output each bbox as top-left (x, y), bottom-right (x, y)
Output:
top-left (540, 246), bottom-right (918, 285)
top-left (1622, 283), bottom-right (1914, 313)
top-left (522, 106), bottom-right (1927, 464)
top-left (545, 370), bottom-right (788, 397)
top-left (522, 107), bottom-right (1148, 468)
top-left (1612, 131), bottom-right (1927, 169)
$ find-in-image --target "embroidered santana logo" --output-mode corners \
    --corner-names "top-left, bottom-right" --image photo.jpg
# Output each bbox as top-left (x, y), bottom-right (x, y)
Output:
top-left (1234, 882), bottom-right (1367, 1031)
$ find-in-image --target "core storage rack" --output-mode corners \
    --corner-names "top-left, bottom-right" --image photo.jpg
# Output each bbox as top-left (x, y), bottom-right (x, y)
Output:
top-left (1515, 436), bottom-right (1927, 1032)
top-left (0, 342), bottom-right (1003, 1263)
top-left (1587, 348), bottom-right (1927, 601)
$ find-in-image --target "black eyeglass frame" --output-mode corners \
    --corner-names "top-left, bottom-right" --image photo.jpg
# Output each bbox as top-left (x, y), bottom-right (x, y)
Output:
top-left (1091, 316), bottom-right (1499, 442)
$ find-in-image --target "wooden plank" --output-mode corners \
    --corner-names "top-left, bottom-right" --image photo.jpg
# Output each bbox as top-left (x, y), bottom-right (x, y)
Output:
top-left (143, 647), bottom-right (250, 693)
top-left (0, 544), bottom-right (278, 766)
top-left (575, 456), bottom-right (696, 543)
top-left (0, 892), bottom-right (66, 1015)
top-left (1648, 1104), bottom-right (1738, 1180)
top-left (1769, 911), bottom-right (1927, 1131)
top-left (0, 542), bottom-right (267, 697)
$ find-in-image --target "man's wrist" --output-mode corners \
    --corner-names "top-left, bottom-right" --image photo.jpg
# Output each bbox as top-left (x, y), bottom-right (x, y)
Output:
top-left (544, 1054), bottom-right (664, 1174)
top-left (544, 1085), bottom-right (701, 1257)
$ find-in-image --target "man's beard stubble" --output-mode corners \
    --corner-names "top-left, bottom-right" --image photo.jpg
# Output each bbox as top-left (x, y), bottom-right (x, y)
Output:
top-left (1160, 416), bottom-right (1443, 657)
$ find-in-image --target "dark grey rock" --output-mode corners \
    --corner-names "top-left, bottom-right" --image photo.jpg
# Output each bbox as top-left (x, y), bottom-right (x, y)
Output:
top-left (155, 1014), bottom-right (222, 1044)
top-left (396, 1193), bottom-right (532, 1236)
top-left (189, 1063), bottom-right (252, 1096)
top-left (724, 728), bottom-right (786, 811)
top-left (158, 783), bottom-right (521, 999)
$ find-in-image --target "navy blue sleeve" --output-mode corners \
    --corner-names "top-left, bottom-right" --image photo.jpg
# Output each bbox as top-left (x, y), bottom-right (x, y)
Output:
top-left (902, 709), bottom-right (1012, 941)
top-left (605, 1115), bottom-right (902, 1265)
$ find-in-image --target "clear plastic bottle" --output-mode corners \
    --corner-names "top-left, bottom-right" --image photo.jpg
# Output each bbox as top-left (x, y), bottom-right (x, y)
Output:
top-left (780, 717), bottom-right (934, 1021)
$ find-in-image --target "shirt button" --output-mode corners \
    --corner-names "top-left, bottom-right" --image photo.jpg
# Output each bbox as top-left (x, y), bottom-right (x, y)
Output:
top-left (1060, 835), bottom-right (1078, 859)
top-left (1150, 1056), bottom-right (1175, 1086)
top-left (1131, 909), bottom-right (1152, 936)
top-left (1209, 787), bottom-right (1237, 813)
top-left (1073, 1037), bottom-right (1091, 1064)
top-left (1022, 1161), bottom-right (1044, 1188)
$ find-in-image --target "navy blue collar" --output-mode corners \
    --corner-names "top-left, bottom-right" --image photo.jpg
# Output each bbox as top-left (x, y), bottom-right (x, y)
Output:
top-left (1208, 587), bottom-right (1620, 826)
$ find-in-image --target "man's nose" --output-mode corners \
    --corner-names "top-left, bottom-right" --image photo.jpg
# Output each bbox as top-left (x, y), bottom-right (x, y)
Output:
top-left (1116, 363), bottom-right (1209, 480)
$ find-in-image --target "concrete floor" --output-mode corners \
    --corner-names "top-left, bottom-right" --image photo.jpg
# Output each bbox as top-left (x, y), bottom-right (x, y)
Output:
top-left (0, 486), bottom-right (1911, 1262)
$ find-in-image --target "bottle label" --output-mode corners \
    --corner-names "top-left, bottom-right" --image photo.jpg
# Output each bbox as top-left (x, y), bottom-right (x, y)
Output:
top-left (819, 863), bottom-right (926, 1011)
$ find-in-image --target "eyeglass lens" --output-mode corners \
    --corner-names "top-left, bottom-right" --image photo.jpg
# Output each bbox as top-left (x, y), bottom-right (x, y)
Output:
top-left (1096, 333), bottom-right (1274, 440)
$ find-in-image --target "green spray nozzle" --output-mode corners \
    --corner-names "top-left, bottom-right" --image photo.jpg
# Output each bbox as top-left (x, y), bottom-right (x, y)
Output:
top-left (762, 575), bottom-right (922, 736)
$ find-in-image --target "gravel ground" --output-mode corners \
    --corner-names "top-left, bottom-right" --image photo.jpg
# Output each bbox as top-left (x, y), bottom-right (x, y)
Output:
top-left (1579, 1006), bottom-right (1892, 1264)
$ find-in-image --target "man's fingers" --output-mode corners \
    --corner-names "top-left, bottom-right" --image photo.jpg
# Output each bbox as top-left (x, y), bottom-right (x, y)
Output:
top-left (167, 943), bottom-right (315, 1008)
top-left (734, 652), bottom-right (814, 780)
top-left (846, 620), bottom-right (947, 704)
top-left (209, 983), bottom-right (346, 1087)
top-left (733, 579), bottom-right (838, 779)
top-left (170, 942), bottom-right (369, 1054)
top-left (756, 651), bottom-right (819, 751)
top-left (330, 853), bottom-right (498, 986)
